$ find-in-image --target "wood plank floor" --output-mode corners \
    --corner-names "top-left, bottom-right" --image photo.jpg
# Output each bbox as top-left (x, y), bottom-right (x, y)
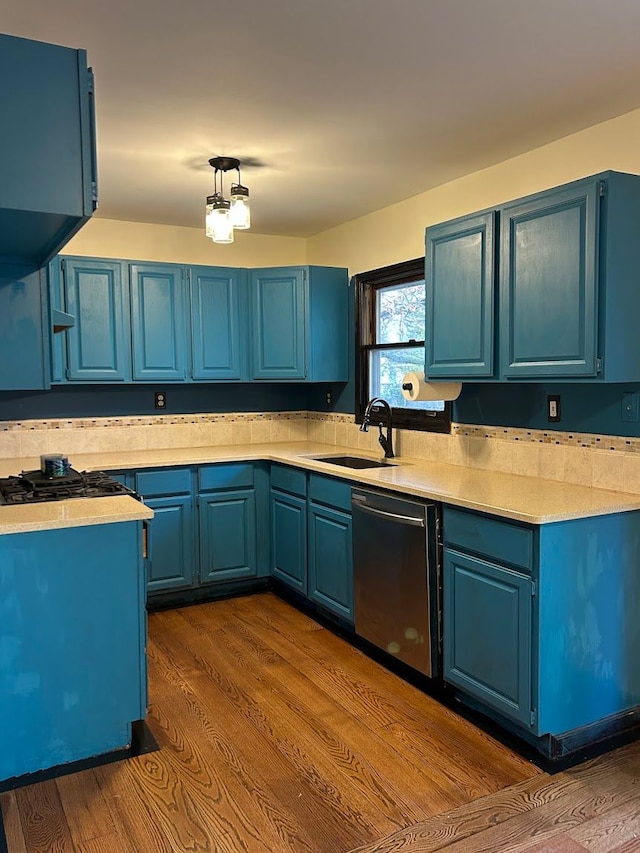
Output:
top-left (2, 593), bottom-right (638, 852)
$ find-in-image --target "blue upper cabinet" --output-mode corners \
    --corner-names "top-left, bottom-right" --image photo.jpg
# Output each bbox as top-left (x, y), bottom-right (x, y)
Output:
top-left (500, 180), bottom-right (598, 378)
top-left (130, 263), bottom-right (187, 381)
top-left (251, 267), bottom-right (306, 379)
top-left (62, 258), bottom-right (131, 381)
top-left (425, 171), bottom-right (640, 382)
top-left (189, 265), bottom-right (248, 381)
top-left (0, 262), bottom-right (49, 390)
top-left (0, 34), bottom-right (96, 266)
top-left (426, 212), bottom-right (496, 378)
top-left (250, 266), bottom-right (348, 381)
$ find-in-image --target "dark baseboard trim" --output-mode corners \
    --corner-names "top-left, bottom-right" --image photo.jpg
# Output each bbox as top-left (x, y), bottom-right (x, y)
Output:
top-left (147, 577), bottom-right (269, 612)
top-left (0, 720), bottom-right (159, 795)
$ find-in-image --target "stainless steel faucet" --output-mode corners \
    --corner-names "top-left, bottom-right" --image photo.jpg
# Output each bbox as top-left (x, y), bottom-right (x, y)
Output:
top-left (360, 397), bottom-right (394, 458)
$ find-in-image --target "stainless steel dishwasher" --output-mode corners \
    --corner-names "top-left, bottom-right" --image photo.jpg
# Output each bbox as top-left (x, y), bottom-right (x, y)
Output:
top-left (351, 488), bottom-right (441, 677)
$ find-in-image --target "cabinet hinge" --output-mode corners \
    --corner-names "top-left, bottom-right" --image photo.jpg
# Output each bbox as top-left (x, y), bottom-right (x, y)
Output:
top-left (91, 181), bottom-right (98, 204)
top-left (87, 69), bottom-right (95, 95)
top-left (65, 367), bottom-right (71, 381)
top-left (599, 180), bottom-right (606, 198)
top-left (531, 580), bottom-right (537, 598)
top-left (596, 357), bottom-right (603, 374)
top-left (530, 709), bottom-right (536, 727)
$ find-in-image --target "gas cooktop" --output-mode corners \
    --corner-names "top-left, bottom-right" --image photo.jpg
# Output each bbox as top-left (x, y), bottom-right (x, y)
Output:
top-left (0, 468), bottom-right (138, 505)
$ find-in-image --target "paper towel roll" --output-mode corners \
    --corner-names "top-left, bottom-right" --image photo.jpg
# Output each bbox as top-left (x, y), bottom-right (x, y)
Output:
top-left (401, 372), bottom-right (462, 402)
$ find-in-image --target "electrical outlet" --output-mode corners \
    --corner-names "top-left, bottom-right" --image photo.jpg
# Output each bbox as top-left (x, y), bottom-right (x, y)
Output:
top-left (154, 391), bottom-right (167, 409)
top-left (326, 389), bottom-right (333, 406)
top-left (622, 392), bottom-right (640, 423)
top-left (547, 394), bottom-right (561, 423)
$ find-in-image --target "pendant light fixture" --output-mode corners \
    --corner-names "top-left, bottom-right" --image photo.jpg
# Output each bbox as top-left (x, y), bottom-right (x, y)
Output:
top-left (205, 157), bottom-right (251, 243)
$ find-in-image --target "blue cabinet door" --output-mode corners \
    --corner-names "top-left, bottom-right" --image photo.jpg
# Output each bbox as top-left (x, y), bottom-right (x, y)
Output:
top-left (0, 262), bottom-right (49, 390)
top-left (198, 489), bottom-right (257, 584)
top-left (271, 488), bottom-right (307, 593)
top-left (443, 548), bottom-right (533, 727)
top-left (0, 35), bottom-right (97, 265)
top-left (308, 501), bottom-right (353, 622)
top-left (190, 266), bottom-right (246, 380)
top-left (426, 212), bottom-right (496, 378)
top-left (144, 495), bottom-right (195, 594)
top-left (251, 267), bottom-right (306, 379)
top-left (62, 258), bottom-right (130, 381)
top-left (130, 263), bottom-right (187, 381)
top-left (500, 179), bottom-right (599, 378)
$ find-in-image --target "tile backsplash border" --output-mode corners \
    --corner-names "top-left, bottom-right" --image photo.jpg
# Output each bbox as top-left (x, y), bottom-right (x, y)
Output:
top-left (1, 411), bottom-right (640, 494)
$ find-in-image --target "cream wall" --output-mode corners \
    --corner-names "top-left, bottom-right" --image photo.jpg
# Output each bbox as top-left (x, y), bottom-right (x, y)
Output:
top-left (64, 217), bottom-right (307, 267)
top-left (306, 107), bottom-right (640, 274)
top-left (64, 107), bottom-right (640, 275)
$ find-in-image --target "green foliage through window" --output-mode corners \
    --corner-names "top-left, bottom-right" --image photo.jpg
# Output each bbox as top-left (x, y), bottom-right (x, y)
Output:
top-left (355, 258), bottom-right (450, 434)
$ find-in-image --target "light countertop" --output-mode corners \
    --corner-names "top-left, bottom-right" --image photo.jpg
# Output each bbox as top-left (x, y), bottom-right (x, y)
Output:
top-left (2, 441), bottom-right (640, 533)
top-left (0, 495), bottom-right (153, 535)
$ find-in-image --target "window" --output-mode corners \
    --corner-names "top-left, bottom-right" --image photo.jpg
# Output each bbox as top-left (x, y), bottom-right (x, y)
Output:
top-left (355, 257), bottom-right (451, 433)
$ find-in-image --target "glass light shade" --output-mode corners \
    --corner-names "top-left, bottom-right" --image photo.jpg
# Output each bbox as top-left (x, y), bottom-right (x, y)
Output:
top-left (230, 183), bottom-right (251, 229)
top-left (205, 195), bottom-right (234, 244)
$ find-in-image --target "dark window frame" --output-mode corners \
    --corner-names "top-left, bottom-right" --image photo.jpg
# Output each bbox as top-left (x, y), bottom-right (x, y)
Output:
top-left (354, 257), bottom-right (451, 434)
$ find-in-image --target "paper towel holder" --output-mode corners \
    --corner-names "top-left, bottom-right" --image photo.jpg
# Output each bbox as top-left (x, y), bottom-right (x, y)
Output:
top-left (401, 372), bottom-right (463, 402)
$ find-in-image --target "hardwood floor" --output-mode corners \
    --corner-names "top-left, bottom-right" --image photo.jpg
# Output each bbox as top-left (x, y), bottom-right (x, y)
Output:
top-left (2, 593), bottom-right (639, 852)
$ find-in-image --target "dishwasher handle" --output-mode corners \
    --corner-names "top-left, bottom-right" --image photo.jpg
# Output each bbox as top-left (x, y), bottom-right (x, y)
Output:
top-left (352, 495), bottom-right (425, 527)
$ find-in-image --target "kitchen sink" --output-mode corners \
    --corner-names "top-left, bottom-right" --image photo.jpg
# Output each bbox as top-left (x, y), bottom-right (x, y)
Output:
top-left (310, 455), bottom-right (396, 469)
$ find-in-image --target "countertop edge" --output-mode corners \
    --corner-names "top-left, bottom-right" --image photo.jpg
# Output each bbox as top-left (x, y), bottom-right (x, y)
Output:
top-left (2, 442), bottom-right (640, 528)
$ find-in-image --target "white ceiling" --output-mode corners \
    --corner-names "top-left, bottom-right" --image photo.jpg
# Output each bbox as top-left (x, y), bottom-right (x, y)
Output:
top-left (4, 0), bottom-right (640, 237)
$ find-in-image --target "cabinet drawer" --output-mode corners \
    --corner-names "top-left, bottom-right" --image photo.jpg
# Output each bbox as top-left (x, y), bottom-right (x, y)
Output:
top-left (136, 467), bottom-right (192, 497)
top-left (199, 463), bottom-right (254, 492)
top-left (309, 474), bottom-right (351, 512)
top-left (443, 507), bottom-right (533, 571)
top-left (270, 464), bottom-right (307, 497)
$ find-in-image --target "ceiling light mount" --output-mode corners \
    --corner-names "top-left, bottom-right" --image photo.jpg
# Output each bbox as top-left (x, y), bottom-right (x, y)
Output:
top-left (205, 156), bottom-right (251, 243)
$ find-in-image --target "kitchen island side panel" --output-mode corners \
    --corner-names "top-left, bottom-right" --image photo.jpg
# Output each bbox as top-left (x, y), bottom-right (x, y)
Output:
top-left (537, 510), bottom-right (640, 736)
top-left (0, 520), bottom-right (145, 782)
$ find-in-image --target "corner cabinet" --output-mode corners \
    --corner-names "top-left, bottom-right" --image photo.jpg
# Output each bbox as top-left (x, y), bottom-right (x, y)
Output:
top-left (250, 266), bottom-right (349, 381)
top-left (426, 171), bottom-right (640, 382)
top-left (0, 34), bottom-right (97, 266)
top-left (442, 504), bottom-right (640, 738)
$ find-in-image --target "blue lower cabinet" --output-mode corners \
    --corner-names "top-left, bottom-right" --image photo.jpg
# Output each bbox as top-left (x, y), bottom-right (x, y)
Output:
top-left (308, 501), bottom-right (353, 622)
top-left (144, 495), bottom-right (195, 593)
top-left (198, 489), bottom-right (257, 584)
top-left (0, 521), bottom-right (145, 782)
top-left (443, 548), bottom-right (533, 728)
top-left (271, 487), bottom-right (308, 593)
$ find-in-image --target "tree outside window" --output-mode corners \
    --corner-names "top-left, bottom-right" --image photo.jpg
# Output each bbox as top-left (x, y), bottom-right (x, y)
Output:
top-left (355, 258), bottom-right (450, 433)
